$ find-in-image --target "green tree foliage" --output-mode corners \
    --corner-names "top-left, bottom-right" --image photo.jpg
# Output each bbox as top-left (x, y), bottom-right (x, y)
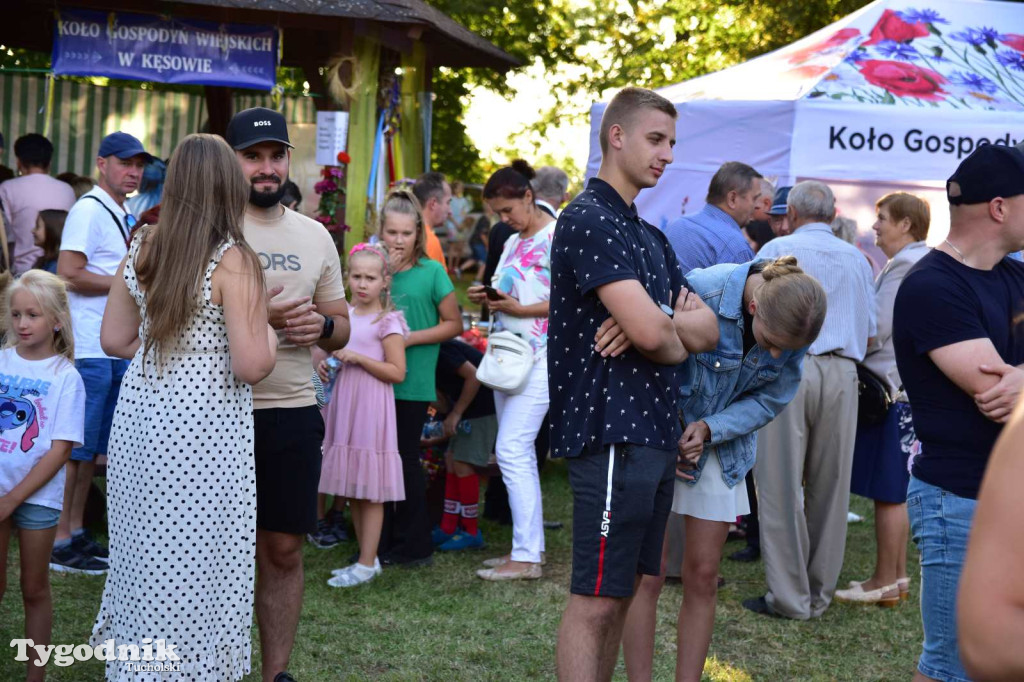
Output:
top-left (426, 0), bottom-right (869, 180)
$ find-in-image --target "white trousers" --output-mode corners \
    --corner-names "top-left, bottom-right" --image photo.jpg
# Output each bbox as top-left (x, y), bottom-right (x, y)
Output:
top-left (493, 355), bottom-right (549, 563)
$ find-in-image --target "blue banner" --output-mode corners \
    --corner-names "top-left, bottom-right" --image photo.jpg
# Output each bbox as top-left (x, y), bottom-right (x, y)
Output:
top-left (52, 10), bottom-right (279, 91)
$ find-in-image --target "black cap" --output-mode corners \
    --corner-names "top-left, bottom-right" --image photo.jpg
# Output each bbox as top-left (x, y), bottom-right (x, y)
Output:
top-left (768, 186), bottom-right (792, 215)
top-left (225, 107), bottom-right (293, 151)
top-left (947, 144), bottom-right (1024, 205)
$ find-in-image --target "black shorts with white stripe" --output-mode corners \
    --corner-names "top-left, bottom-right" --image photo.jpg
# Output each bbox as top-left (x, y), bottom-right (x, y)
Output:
top-left (567, 443), bottom-right (676, 598)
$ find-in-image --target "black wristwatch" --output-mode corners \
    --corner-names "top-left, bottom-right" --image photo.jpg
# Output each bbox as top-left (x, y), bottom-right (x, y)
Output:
top-left (320, 314), bottom-right (335, 340)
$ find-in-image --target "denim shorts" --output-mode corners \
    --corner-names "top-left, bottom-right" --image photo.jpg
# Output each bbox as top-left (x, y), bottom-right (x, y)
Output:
top-left (12, 502), bottom-right (61, 530)
top-left (907, 475), bottom-right (976, 682)
top-left (71, 358), bottom-right (129, 462)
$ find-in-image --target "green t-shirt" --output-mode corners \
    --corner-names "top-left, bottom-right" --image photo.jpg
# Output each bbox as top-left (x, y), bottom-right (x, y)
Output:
top-left (391, 258), bottom-right (455, 401)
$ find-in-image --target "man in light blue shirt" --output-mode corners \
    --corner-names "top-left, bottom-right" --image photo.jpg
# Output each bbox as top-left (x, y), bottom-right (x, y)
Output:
top-left (662, 162), bottom-right (762, 273)
top-left (744, 180), bottom-right (877, 621)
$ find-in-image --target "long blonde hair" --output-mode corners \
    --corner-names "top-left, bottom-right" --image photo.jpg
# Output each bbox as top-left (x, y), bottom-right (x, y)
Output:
top-left (754, 256), bottom-right (827, 347)
top-left (376, 189), bottom-right (427, 265)
top-left (134, 134), bottom-right (264, 366)
top-left (5, 270), bottom-right (74, 363)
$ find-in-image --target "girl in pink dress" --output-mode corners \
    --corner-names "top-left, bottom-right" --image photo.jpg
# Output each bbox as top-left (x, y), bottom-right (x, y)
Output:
top-left (317, 243), bottom-right (408, 587)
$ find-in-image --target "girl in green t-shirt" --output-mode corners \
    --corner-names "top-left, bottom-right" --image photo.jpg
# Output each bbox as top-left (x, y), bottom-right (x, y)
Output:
top-left (376, 189), bottom-right (462, 565)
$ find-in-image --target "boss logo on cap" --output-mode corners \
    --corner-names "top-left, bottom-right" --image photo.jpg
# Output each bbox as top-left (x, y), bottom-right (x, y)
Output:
top-left (253, 120), bottom-right (272, 127)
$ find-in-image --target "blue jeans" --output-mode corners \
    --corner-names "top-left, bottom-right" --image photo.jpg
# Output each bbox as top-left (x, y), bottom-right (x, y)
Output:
top-left (907, 475), bottom-right (976, 682)
top-left (12, 502), bottom-right (61, 530)
top-left (71, 358), bottom-right (129, 462)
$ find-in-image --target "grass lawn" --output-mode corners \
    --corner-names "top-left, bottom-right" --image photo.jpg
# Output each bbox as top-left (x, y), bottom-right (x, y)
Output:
top-left (1, 463), bottom-right (922, 681)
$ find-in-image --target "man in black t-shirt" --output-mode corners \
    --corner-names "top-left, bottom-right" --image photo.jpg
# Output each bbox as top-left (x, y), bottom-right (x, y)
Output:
top-left (551, 87), bottom-right (719, 682)
top-left (894, 143), bottom-right (1024, 682)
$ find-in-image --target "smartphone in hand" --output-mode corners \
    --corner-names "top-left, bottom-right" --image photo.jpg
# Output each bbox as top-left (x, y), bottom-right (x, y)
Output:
top-left (483, 286), bottom-right (503, 301)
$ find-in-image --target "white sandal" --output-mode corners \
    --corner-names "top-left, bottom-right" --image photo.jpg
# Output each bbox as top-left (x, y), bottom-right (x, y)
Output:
top-left (834, 581), bottom-right (900, 607)
top-left (328, 558), bottom-right (381, 587)
top-left (332, 557), bottom-right (381, 576)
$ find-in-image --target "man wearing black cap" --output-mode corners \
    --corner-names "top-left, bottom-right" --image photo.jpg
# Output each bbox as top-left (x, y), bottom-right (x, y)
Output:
top-left (50, 131), bottom-right (152, 576)
top-left (893, 143), bottom-right (1024, 682)
top-left (227, 106), bottom-right (350, 682)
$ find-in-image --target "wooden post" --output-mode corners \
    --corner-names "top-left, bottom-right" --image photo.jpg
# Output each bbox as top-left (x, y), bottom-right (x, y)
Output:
top-left (204, 86), bottom-right (234, 136)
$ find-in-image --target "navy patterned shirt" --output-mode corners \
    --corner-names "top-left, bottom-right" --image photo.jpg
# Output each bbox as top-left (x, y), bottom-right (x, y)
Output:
top-left (549, 178), bottom-right (688, 458)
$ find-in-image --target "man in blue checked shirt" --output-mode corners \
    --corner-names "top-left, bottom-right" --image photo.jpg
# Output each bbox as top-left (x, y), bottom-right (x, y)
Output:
top-left (662, 161), bottom-right (763, 274)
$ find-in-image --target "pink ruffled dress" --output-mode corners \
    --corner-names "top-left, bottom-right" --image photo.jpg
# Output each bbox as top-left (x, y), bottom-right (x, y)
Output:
top-left (319, 309), bottom-right (408, 502)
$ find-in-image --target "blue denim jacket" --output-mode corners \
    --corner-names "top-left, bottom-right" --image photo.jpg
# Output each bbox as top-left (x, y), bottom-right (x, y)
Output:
top-left (679, 261), bottom-right (807, 488)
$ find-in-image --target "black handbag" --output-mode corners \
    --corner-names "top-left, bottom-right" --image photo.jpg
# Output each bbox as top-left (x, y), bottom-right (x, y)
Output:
top-left (857, 365), bottom-right (892, 427)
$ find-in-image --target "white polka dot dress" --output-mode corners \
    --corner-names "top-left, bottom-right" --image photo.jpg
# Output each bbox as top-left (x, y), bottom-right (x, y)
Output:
top-left (91, 238), bottom-right (256, 681)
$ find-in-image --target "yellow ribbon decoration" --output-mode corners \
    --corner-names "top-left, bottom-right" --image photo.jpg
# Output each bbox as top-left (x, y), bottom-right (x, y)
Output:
top-left (43, 72), bottom-right (55, 138)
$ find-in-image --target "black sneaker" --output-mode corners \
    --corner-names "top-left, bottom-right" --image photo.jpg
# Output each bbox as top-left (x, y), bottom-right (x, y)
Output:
top-left (307, 518), bottom-right (342, 550)
top-left (273, 673), bottom-right (297, 682)
top-left (728, 546), bottom-right (761, 563)
top-left (72, 530), bottom-right (109, 563)
top-left (324, 508), bottom-right (349, 542)
top-left (50, 544), bottom-right (107, 575)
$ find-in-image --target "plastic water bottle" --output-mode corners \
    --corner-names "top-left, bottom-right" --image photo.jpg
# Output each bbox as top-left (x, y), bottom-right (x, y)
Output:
top-left (422, 413), bottom-right (444, 440)
top-left (322, 357), bottom-right (343, 406)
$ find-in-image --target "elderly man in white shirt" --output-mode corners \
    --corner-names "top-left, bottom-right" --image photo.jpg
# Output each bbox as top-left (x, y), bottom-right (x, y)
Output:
top-left (743, 180), bottom-right (877, 621)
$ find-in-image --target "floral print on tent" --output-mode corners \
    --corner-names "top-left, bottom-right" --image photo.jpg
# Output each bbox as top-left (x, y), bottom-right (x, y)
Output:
top-left (801, 7), bottom-right (1024, 111)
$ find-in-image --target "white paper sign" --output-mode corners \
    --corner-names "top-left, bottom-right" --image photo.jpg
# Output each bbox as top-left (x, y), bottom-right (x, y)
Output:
top-left (315, 111), bottom-right (349, 166)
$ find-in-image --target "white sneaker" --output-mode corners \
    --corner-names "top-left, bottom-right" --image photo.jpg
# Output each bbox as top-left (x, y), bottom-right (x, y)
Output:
top-left (327, 559), bottom-right (381, 587)
top-left (847, 511), bottom-right (864, 523)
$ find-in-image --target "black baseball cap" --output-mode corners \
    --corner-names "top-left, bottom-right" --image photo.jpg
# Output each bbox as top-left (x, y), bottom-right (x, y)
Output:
top-left (226, 107), bottom-right (293, 151)
top-left (947, 144), bottom-right (1024, 205)
top-left (768, 186), bottom-right (792, 215)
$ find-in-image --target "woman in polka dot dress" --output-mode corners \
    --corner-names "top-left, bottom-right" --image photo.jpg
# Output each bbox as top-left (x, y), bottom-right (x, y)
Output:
top-left (90, 134), bottom-right (277, 681)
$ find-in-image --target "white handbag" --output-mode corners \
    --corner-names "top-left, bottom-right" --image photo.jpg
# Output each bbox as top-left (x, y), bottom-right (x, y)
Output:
top-left (476, 331), bottom-right (533, 394)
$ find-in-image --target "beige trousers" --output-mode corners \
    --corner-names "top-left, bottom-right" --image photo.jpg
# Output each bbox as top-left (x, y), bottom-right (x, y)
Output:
top-left (753, 354), bottom-right (859, 620)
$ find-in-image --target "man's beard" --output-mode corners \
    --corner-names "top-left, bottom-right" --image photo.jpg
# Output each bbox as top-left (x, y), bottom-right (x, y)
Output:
top-left (249, 174), bottom-right (286, 208)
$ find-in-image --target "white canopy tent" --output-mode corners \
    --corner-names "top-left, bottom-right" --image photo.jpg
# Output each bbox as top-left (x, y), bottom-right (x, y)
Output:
top-left (586, 0), bottom-right (1024, 264)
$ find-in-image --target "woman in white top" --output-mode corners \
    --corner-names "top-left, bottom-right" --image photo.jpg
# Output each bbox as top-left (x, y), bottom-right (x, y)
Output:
top-left (467, 160), bottom-right (554, 582)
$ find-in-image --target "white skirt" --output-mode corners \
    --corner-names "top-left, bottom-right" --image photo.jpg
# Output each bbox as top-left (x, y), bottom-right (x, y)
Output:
top-left (671, 451), bottom-right (750, 522)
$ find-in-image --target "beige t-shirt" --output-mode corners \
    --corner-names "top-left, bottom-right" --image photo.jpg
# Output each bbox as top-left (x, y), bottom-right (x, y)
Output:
top-left (243, 205), bottom-right (345, 409)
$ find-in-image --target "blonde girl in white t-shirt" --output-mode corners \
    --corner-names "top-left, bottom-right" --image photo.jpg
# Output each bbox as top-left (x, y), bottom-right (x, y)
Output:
top-left (0, 270), bottom-right (85, 681)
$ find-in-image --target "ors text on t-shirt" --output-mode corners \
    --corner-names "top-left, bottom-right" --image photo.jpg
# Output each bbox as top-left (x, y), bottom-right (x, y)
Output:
top-left (243, 206), bottom-right (346, 409)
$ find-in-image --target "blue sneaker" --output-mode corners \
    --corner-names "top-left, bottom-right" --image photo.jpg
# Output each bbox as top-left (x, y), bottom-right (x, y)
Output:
top-left (431, 526), bottom-right (455, 546)
top-left (438, 530), bottom-right (484, 552)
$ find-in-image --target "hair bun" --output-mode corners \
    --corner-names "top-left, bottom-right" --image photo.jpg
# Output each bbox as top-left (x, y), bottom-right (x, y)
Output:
top-left (510, 159), bottom-right (536, 180)
top-left (761, 255), bottom-right (802, 281)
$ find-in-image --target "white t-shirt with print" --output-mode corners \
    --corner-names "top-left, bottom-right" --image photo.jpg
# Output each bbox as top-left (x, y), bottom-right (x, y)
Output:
top-left (60, 186), bottom-right (132, 359)
top-left (0, 348), bottom-right (85, 510)
top-left (491, 222), bottom-right (554, 354)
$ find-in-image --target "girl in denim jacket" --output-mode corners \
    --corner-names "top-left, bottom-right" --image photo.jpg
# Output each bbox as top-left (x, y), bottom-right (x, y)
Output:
top-left (622, 256), bottom-right (827, 682)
